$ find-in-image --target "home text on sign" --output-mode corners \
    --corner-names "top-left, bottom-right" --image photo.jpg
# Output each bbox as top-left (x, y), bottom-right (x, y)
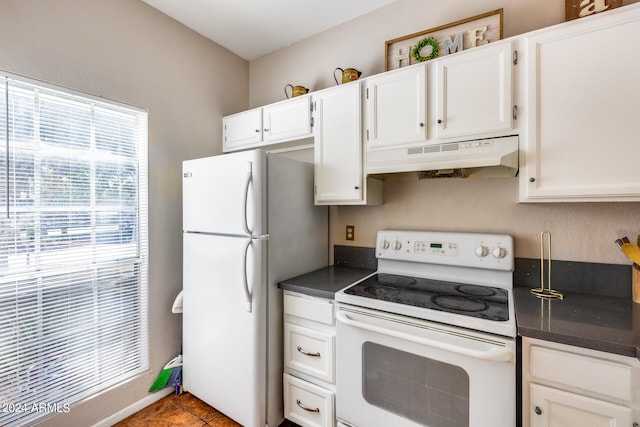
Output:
top-left (385, 10), bottom-right (503, 71)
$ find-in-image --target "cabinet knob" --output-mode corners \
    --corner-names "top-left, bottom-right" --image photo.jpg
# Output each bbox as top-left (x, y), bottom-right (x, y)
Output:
top-left (354, 186), bottom-right (359, 190)
top-left (437, 119), bottom-right (442, 124)
top-left (419, 122), bottom-right (424, 127)
top-left (263, 128), bottom-right (269, 132)
top-left (255, 129), bottom-right (260, 133)
top-left (529, 177), bottom-right (536, 183)
top-left (535, 406), bottom-right (542, 415)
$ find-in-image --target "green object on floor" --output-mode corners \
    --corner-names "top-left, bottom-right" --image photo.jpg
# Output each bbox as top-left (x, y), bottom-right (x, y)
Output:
top-left (149, 355), bottom-right (182, 392)
top-left (149, 369), bottom-right (172, 392)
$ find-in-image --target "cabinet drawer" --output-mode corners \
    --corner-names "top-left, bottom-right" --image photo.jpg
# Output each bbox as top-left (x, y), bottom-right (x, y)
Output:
top-left (530, 345), bottom-right (632, 401)
top-left (285, 322), bottom-right (334, 383)
top-left (284, 373), bottom-right (334, 427)
top-left (284, 293), bottom-right (334, 325)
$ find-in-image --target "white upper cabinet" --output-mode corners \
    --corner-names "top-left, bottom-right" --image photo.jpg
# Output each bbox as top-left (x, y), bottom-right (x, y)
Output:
top-left (435, 41), bottom-right (514, 140)
top-left (519, 5), bottom-right (640, 202)
top-left (223, 96), bottom-right (312, 152)
top-left (313, 83), bottom-right (383, 205)
top-left (222, 107), bottom-right (263, 151)
top-left (313, 83), bottom-right (362, 203)
top-left (365, 63), bottom-right (427, 150)
top-left (263, 96), bottom-right (312, 143)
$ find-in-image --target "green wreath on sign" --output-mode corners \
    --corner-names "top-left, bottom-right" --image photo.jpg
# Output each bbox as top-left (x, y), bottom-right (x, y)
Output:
top-left (412, 37), bottom-right (440, 62)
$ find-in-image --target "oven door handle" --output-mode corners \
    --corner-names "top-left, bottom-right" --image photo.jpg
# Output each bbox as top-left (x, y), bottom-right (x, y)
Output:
top-left (336, 311), bottom-right (513, 363)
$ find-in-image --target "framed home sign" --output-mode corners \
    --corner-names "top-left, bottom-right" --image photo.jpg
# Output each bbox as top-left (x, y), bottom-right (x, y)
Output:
top-left (385, 9), bottom-right (503, 71)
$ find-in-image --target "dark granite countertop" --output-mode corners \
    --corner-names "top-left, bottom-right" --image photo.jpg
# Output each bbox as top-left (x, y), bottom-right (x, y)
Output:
top-left (278, 265), bottom-right (375, 300)
top-left (281, 249), bottom-right (640, 360)
top-left (514, 287), bottom-right (640, 359)
top-left (278, 245), bottom-right (377, 300)
top-left (514, 257), bottom-right (639, 359)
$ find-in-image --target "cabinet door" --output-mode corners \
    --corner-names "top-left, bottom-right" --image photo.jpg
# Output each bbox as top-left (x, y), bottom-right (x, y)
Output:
top-left (365, 64), bottom-right (427, 149)
top-left (263, 96), bottom-right (312, 143)
top-left (313, 84), bottom-right (362, 204)
top-left (530, 384), bottom-right (632, 427)
top-left (435, 42), bottom-right (513, 139)
top-left (520, 9), bottom-right (640, 201)
top-left (223, 108), bottom-right (262, 152)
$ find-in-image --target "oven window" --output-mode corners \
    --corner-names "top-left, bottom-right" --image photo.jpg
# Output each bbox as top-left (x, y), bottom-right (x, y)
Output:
top-left (362, 342), bottom-right (469, 427)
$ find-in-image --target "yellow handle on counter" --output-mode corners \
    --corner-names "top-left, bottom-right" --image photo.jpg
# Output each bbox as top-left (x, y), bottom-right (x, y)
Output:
top-left (621, 242), bottom-right (640, 266)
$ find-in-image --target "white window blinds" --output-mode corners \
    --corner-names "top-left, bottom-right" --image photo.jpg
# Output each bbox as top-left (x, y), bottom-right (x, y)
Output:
top-left (0, 74), bottom-right (148, 427)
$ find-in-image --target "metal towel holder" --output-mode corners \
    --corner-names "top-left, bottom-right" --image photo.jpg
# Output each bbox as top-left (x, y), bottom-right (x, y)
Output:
top-left (530, 231), bottom-right (564, 300)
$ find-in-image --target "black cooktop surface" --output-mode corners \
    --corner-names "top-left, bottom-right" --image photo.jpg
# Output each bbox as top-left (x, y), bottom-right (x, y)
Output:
top-left (345, 273), bottom-right (509, 321)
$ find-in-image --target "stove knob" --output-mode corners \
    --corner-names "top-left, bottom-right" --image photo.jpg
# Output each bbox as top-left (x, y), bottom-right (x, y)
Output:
top-left (475, 245), bottom-right (488, 257)
top-left (382, 240), bottom-right (390, 250)
top-left (492, 246), bottom-right (506, 259)
top-left (394, 240), bottom-right (402, 251)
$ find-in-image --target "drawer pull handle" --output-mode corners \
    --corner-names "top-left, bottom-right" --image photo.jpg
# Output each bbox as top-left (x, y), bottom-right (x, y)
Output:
top-left (296, 399), bottom-right (320, 413)
top-left (297, 346), bottom-right (320, 357)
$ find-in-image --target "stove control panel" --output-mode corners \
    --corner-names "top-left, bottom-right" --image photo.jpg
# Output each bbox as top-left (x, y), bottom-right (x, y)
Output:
top-left (377, 230), bottom-right (514, 271)
top-left (413, 239), bottom-right (458, 257)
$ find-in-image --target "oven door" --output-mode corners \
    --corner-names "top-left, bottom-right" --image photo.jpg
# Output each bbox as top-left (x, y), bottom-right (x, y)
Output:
top-left (336, 304), bottom-right (516, 427)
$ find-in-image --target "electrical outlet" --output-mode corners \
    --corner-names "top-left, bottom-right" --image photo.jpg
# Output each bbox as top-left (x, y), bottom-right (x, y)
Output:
top-left (346, 225), bottom-right (355, 241)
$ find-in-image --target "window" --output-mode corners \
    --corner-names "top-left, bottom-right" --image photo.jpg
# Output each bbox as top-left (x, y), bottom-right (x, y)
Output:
top-left (0, 74), bottom-right (148, 426)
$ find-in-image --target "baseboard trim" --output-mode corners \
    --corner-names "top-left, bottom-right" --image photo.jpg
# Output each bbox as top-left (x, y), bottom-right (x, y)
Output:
top-left (92, 389), bottom-right (173, 427)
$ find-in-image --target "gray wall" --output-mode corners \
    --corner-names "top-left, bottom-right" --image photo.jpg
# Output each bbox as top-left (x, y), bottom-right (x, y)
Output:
top-left (0, 1), bottom-right (248, 425)
top-left (1, 0), bottom-right (639, 424)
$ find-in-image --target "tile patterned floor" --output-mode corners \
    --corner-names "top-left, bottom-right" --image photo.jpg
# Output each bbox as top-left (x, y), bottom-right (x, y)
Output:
top-left (113, 392), bottom-right (300, 427)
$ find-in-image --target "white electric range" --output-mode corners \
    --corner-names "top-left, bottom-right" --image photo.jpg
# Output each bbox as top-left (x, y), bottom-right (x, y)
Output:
top-left (335, 230), bottom-right (516, 427)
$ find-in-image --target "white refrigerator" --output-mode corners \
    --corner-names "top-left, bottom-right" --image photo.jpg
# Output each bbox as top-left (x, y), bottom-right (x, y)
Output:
top-left (182, 149), bottom-right (328, 427)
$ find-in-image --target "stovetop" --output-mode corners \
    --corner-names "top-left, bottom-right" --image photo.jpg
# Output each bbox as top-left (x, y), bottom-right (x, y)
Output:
top-left (344, 273), bottom-right (509, 322)
top-left (335, 230), bottom-right (516, 337)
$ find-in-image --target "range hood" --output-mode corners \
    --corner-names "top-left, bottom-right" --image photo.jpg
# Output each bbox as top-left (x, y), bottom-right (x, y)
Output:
top-left (366, 135), bottom-right (519, 178)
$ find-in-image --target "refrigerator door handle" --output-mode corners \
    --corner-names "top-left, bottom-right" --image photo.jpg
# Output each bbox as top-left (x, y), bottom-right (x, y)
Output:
top-left (242, 238), bottom-right (253, 313)
top-left (241, 161), bottom-right (253, 237)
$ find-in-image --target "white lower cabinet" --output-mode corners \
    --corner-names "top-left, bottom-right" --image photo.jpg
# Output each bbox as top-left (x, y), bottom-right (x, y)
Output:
top-left (522, 337), bottom-right (640, 427)
top-left (530, 383), bottom-right (632, 427)
top-left (283, 291), bottom-right (336, 427)
top-left (284, 373), bottom-right (334, 427)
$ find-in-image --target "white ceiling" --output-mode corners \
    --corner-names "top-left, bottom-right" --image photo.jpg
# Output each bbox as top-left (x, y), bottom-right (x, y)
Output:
top-left (142, 0), bottom-right (398, 60)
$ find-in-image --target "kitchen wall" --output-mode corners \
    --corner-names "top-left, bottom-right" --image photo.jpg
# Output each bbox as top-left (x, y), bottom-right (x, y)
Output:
top-left (0, 1), bottom-right (248, 425)
top-left (1, 0), bottom-right (638, 424)
top-left (249, 0), bottom-right (640, 265)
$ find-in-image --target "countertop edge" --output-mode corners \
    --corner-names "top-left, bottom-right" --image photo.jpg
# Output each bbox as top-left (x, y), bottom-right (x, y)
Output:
top-left (517, 326), bottom-right (639, 360)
